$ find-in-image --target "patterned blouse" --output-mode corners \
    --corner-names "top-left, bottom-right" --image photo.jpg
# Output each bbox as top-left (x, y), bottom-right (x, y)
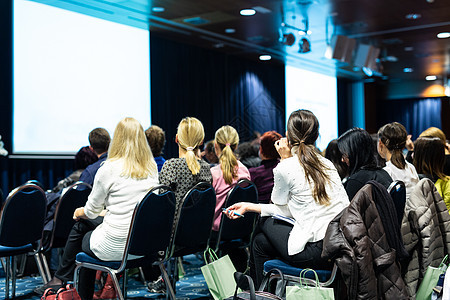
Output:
top-left (159, 158), bottom-right (213, 208)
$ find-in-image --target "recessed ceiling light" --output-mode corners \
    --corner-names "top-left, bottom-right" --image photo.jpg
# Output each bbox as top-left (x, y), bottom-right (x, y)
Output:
top-left (298, 31), bottom-right (306, 36)
top-left (405, 13), bottom-right (421, 19)
top-left (307, 30), bottom-right (312, 35)
top-left (426, 75), bottom-right (437, 81)
top-left (404, 46), bottom-right (414, 51)
top-left (437, 32), bottom-right (450, 39)
top-left (240, 9), bottom-right (256, 16)
top-left (259, 55), bottom-right (272, 61)
top-left (152, 7), bottom-right (165, 12)
top-left (403, 68), bottom-right (414, 73)
top-left (225, 28), bottom-right (236, 33)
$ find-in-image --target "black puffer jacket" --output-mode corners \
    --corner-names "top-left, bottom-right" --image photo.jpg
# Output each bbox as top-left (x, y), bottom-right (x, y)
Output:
top-left (322, 183), bottom-right (408, 299)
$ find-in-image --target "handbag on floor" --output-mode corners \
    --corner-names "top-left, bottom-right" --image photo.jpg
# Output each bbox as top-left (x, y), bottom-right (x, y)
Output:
top-left (417, 255), bottom-right (448, 300)
top-left (285, 269), bottom-right (335, 300)
top-left (201, 248), bottom-right (237, 300)
top-left (41, 284), bottom-right (81, 300)
top-left (225, 271), bottom-right (283, 300)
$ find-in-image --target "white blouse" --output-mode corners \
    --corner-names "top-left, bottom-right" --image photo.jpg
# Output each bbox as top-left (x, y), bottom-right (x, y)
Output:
top-left (83, 159), bottom-right (159, 261)
top-left (260, 154), bottom-right (349, 255)
top-left (383, 160), bottom-right (419, 200)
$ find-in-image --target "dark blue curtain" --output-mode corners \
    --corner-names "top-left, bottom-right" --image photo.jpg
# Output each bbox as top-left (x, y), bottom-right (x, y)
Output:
top-left (377, 97), bottom-right (442, 139)
top-left (150, 35), bottom-right (285, 159)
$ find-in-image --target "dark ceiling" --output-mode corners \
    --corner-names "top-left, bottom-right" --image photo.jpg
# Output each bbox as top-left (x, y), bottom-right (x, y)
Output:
top-left (32, 0), bottom-right (450, 83)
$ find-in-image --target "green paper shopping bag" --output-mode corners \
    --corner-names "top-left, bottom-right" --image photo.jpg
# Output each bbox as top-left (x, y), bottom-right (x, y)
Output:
top-left (416, 255), bottom-right (448, 300)
top-left (286, 269), bottom-right (335, 300)
top-left (201, 248), bottom-right (238, 300)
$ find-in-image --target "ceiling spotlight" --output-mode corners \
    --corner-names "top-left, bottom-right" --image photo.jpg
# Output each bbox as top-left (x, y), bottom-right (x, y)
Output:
top-left (279, 33), bottom-right (296, 46)
top-left (403, 67), bottom-right (414, 73)
top-left (362, 67), bottom-right (373, 77)
top-left (437, 32), bottom-right (450, 39)
top-left (426, 75), bottom-right (437, 81)
top-left (404, 46), bottom-right (414, 51)
top-left (298, 37), bottom-right (311, 53)
top-left (240, 9), bottom-right (256, 16)
top-left (225, 28), bottom-right (236, 33)
top-left (152, 7), bottom-right (165, 12)
top-left (259, 55), bottom-right (272, 61)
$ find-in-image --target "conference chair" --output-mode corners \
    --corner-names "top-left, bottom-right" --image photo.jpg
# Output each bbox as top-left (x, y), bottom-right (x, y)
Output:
top-left (41, 181), bottom-right (92, 281)
top-left (0, 183), bottom-right (47, 299)
top-left (74, 185), bottom-right (177, 300)
top-left (213, 179), bottom-right (258, 255)
top-left (387, 180), bottom-right (406, 226)
top-left (165, 182), bottom-right (216, 292)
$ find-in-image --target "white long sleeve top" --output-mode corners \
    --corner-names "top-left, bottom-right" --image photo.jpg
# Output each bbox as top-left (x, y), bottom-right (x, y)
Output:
top-left (383, 160), bottom-right (419, 200)
top-left (83, 159), bottom-right (159, 261)
top-left (260, 154), bottom-right (349, 255)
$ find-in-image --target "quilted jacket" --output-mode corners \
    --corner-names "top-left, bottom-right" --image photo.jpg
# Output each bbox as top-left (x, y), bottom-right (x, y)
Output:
top-left (401, 178), bottom-right (450, 298)
top-left (322, 183), bottom-right (408, 299)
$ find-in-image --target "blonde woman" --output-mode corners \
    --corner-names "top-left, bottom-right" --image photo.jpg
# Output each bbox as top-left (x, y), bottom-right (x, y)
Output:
top-left (159, 117), bottom-right (212, 207)
top-left (35, 117), bottom-right (159, 299)
top-left (211, 125), bottom-right (250, 231)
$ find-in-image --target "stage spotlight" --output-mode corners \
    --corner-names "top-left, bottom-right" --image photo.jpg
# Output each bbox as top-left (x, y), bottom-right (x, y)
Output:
top-left (279, 33), bottom-right (296, 46)
top-left (298, 37), bottom-right (311, 53)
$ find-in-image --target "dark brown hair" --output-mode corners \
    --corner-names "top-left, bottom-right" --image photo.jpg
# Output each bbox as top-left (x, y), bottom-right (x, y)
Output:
top-left (260, 131), bottom-right (282, 160)
top-left (413, 136), bottom-right (446, 181)
top-left (145, 125), bottom-right (166, 157)
top-left (378, 122), bottom-right (407, 169)
top-left (287, 109), bottom-right (331, 206)
top-left (88, 128), bottom-right (110, 154)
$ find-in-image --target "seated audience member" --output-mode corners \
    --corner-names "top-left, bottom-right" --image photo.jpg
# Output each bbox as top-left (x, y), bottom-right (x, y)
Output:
top-left (337, 127), bottom-right (393, 200)
top-left (159, 117), bottom-right (212, 209)
top-left (249, 131), bottom-right (282, 204)
top-left (201, 140), bottom-right (219, 166)
top-left (145, 125), bottom-right (166, 172)
top-left (324, 139), bottom-right (348, 181)
top-left (413, 136), bottom-right (450, 210)
top-left (406, 127), bottom-right (450, 176)
top-left (236, 141), bottom-right (261, 169)
top-left (35, 117), bottom-right (159, 298)
top-left (211, 125), bottom-right (251, 231)
top-left (377, 122), bottom-right (419, 200)
top-left (79, 128), bottom-right (111, 185)
top-left (52, 146), bottom-right (98, 193)
top-left (224, 109), bottom-right (349, 286)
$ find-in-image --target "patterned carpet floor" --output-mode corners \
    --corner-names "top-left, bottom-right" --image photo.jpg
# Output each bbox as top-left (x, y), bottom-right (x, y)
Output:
top-left (0, 254), bottom-right (212, 299)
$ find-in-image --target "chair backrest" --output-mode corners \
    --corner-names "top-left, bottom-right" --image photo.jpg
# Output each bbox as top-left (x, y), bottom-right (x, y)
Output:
top-left (124, 185), bottom-right (176, 259)
top-left (50, 182), bottom-right (92, 248)
top-left (172, 182), bottom-right (216, 251)
top-left (216, 179), bottom-right (258, 245)
top-left (0, 183), bottom-right (46, 247)
top-left (387, 180), bottom-right (406, 226)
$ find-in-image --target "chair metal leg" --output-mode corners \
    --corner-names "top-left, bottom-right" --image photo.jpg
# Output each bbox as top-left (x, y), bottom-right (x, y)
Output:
top-left (138, 267), bottom-right (147, 285)
top-left (5, 256), bottom-right (10, 300)
top-left (159, 262), bottom-right (176, 300)
top-left (34, 252), bottom-right (49, 284)
top-left (16, 254), bottom-right (27, 277)
top-left (12, 256), bottom-right (17, 299)
top-left (40, 252), bottom-right (52, 282)
top-left (122, 269), bottom-right (128, 299)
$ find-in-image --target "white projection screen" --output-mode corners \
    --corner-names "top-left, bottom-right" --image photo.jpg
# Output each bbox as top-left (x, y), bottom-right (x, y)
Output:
top-left (13, 0), bottom-right (151, 154)
top-left (285, 65), bottom-right (338, 152)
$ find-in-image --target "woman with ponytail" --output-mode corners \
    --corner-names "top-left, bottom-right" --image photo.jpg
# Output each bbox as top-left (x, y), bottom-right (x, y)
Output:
top-left (159, 117), bottom-right (212, 207)
top-left (377, 122), bottom-right (419, 200)
top-left (211, 125), bottom-right (250, 231)
top-left (224, 110), bottom-right (349, 286)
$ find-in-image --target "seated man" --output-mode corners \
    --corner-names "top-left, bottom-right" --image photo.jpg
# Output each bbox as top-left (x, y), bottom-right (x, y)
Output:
top-left (145, 125), bottom-right (166, 172)
top-left (79, 128), bottom-right (111, 185)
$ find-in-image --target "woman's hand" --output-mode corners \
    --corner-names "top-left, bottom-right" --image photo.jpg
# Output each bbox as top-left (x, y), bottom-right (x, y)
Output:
top-left (224, 202), bottom-right (261, 219)
top-left (406, 135), bottom-right (414, 151)
top-left (275, 138), bottom-right (292, 160)
top-left (73, 207), bottom-right (88, 220)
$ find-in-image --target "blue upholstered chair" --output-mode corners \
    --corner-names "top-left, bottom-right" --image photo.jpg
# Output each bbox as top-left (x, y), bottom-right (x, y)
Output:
top-left (0, 183), bottom-right (47, 299)
top-left (74, 185), bottom-right (177, 300)
top-left (41, 181), bottom-right (92, 281)
top-left (387, 180), bottom-right (406, 226)
top-left (213, 179), bottom-right (258, 254)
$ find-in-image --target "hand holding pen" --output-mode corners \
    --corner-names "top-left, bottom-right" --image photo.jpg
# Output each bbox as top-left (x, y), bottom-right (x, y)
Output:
top-left (222, 208), bottom-right (244, 218)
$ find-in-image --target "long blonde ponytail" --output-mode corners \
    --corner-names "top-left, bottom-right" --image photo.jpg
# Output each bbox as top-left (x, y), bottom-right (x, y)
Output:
top-left (177, 117), bottom-right (205, 175)
top-left (215, 126), bottom-right (239, 184)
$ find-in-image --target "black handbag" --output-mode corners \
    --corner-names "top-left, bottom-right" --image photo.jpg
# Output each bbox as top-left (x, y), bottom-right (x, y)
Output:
top-left (226, 269), bottom-right (285, 300)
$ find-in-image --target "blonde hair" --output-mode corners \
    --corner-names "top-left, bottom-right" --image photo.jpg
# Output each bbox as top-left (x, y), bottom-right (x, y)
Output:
top-left (215, 125), bottom-right (239, 185)
top-left (108, 117), bottom-right (157, 179)
top-left (177, 117), bottom-right (205, 175)
top-left (419, 127), bottom-right (446, 144)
